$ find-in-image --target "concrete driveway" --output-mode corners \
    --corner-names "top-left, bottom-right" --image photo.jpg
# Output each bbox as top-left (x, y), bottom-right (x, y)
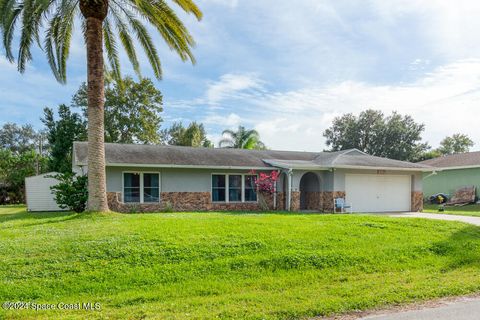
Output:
top-left (365, 212), bottom-right (480, 226)
top-left (360, 296), bottom-right (480, 320)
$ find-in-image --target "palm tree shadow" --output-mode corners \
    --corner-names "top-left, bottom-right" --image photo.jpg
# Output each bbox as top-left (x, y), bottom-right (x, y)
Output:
top-left (0, 209), bottom-right (80, 226)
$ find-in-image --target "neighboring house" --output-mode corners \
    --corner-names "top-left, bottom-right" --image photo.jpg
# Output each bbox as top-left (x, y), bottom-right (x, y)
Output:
top-left (73, 142), bottom-right (431, 213)
top-left (420, 151), bottom-right (480, 199)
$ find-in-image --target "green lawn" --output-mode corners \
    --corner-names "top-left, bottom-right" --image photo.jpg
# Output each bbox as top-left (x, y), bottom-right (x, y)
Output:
top-left (424, 203), bottom-right (480, 217)
top-left (1, 206), bottom-right (480, 319)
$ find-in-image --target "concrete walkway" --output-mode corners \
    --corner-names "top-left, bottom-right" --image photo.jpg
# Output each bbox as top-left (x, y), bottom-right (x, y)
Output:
top-left (361, 296), bottom-right (480, 320)
top-left (361, 212), bottom-right (480, 226)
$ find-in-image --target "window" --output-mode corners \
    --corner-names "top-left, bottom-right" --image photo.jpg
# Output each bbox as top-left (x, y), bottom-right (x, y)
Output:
top-left (144, 173), bottom-right (160, 203)
top-left (211, 174), bottom-right (259, 203)
top-left (123, 172), bottom-right (160, 203)
top-left (244, 175), bottom-right (257, 202)
top-left (212, 175), bottom-right (226, 202)
top-left (124, 173), bottom-right (140, 203)
top-left (229, 175), bottom-right (242, 202)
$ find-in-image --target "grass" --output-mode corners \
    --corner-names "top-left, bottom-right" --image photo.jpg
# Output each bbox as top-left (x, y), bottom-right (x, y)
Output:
top-left (1, 206), bottom-right (480, 319)
top-left (424, 203), bottom-right (480, 217)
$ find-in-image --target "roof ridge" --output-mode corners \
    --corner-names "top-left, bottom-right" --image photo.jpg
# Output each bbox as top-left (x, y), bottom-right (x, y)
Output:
top-left (73, 141), bottom-right (324, 155)
top-left (331, 149), bottom-right (365, 165)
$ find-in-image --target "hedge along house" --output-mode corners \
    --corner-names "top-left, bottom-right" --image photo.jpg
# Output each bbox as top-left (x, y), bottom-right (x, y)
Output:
top-left (72, 142), bottom-right (431, 213)
top-left (420, 151), bottom-right (480, 199)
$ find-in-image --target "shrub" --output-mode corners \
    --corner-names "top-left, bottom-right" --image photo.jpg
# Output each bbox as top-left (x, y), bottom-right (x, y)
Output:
top-left (162, 201), bottom-right (174, 213)
top-left (50, 173), bottom-right (88, 213)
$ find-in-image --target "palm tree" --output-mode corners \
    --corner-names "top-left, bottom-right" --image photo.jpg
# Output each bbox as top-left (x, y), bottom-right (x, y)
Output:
top-left (1, 0), bottom-right (202, 211)
top-left (219, 126), bottom-right (266, 150)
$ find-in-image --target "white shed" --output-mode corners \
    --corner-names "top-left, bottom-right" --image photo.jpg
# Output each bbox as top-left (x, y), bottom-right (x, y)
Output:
top-left (25, 173), bottom-right (66, 212)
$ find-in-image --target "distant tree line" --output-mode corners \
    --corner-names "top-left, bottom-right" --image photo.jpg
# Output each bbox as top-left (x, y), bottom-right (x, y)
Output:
top-left (323, 109), bottom-right (474, 162)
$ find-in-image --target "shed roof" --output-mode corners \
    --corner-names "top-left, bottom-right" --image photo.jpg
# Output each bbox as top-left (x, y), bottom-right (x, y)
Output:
top-left (73, 142), bottom-right (431, 171)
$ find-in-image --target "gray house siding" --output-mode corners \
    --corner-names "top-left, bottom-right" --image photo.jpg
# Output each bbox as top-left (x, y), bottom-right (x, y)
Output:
top-left (106, 167), bottom-right (273, 193)
top-left (290, 170), bottom-right (333, 192)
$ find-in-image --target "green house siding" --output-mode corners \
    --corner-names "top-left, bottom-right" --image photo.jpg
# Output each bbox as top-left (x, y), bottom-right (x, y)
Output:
top-left (423, 168), bottom-right (480, 198)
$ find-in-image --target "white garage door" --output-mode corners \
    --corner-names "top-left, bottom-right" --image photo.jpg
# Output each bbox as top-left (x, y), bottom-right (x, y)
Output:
top-left (345, 174), bottom-right (411, 212)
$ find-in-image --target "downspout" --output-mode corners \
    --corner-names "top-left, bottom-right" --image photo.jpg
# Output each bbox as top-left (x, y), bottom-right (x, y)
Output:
top-left (286, 168), bottom-right (293, 211)
top-left (423, 170), bottom-right (438, 179)
top-left (273, 170), bottom-right (280, 210)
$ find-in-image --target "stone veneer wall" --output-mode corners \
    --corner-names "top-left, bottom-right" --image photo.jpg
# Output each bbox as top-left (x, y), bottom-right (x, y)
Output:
top-left (303, 191), bottom-right (322, 211)
top-left (277, 192), bottom-right (286, 211)
top-left (411, 191), bottom-right (423, 212)
top-left (109, 190), bottom-right (423, 213)
top-left (278, 191), bottom-right (346, 212)
top-left (320, 191), bottom-right (346, 212)
top-left (290, 191), bottom-right (300, 211)
top-left (108, 192), bottom-right (277, 213)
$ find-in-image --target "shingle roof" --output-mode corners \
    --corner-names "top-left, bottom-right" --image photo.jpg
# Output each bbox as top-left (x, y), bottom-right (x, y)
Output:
top-left (73, 142), bottom-right (320, 168)
top-left (419, 151), bottom-right (480, 168)
top-left (73, 142), bottom-right (432, 171)
top-left (265, 149), bottom-right (431, 170)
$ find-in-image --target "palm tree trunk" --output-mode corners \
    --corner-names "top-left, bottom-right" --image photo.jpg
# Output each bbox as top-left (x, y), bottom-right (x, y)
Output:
top-left (85, 16), bottom-right (108, 212)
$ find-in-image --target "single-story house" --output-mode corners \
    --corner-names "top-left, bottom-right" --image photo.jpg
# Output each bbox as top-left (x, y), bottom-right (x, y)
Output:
top-left (72, 142), bottom-right (431, 213)
top-left (420, 151), bottom-right (480, 199)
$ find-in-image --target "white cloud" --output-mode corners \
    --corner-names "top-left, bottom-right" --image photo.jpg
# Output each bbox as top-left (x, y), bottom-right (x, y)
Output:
top-left (205, 73), bottom-right (264, 106)
top-left (200, 0), bottom-right (238, 8)
top-left (0, 57), bottom-right (83, 128)
top-left (203, 113), bottom-right (241, 127)
top-left (196, 60), bottom-right (480, 151)
top-left (257, 60), bottom-right (480, 151)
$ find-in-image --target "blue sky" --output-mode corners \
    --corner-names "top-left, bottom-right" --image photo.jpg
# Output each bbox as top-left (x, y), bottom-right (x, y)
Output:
top-left (2, 0), bottom-right (480, 151)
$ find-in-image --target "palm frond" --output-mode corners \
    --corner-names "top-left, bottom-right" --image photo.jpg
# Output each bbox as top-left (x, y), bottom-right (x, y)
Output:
top-left (129, 17), bottom-right (162, 79)
top-left (1, 0), bottom-right (23, 61)
top-left (18, 0), bottom-right (54, 72)
top-left (103, 18), bottom-right (121, 82)
top-left (127, 0), bottom-right (196, 64)
top-left (171, 0), bottom-right (202, 20)
top-left (43, 0), bottom-right (77, 82)
top-left (218, 138), bottom-right (234, 148)
top-left (1, 0), bottom-right (202, 83)
top-left (109, 5), bottom-right (140, 77)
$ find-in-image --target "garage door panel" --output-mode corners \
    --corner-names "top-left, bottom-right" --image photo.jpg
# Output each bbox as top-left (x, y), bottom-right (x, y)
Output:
top-left (345, 174), bottom-right (411, 212)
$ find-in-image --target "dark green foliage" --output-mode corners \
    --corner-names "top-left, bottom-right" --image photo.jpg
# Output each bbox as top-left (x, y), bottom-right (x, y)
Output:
top-left (219, 126), bottom-right (266, 149)
top-left (417, 149), bottom-right (442, 161)
top-left (323, 109), bottom-right (428, 161)
top-left (0, 149), bottom-right (48, 204)
top-left (42, 104), bottom-right (87, 173)
top-left (418, 133), bottom-right (474, 161)
top-left (0, 122), bottom-right (45, 154)
top-left (0, 123), bottom-right (48, 203)
top-left (438, 133), bottom-right (474, 155)
top-left (49, 173), bottom-right (88, 212)
top-left (72, 76), bottom-right (163, 144)
top-left (162, 121), bottom-right (212, 147)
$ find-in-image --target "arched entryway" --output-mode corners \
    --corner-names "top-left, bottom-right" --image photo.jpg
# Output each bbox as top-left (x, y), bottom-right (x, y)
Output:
top-left (299, 172), bottom-right (321, 210)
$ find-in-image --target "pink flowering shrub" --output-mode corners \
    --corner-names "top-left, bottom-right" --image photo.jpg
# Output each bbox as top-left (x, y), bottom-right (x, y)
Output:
top-left (249, 170), bottom-right (279, 194)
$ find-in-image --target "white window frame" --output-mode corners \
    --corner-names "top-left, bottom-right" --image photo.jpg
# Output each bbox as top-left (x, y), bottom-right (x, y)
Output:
top-left (211, 173), bottom-right (258, 203)
top-left (122, 171), bottom-right (161, 203)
